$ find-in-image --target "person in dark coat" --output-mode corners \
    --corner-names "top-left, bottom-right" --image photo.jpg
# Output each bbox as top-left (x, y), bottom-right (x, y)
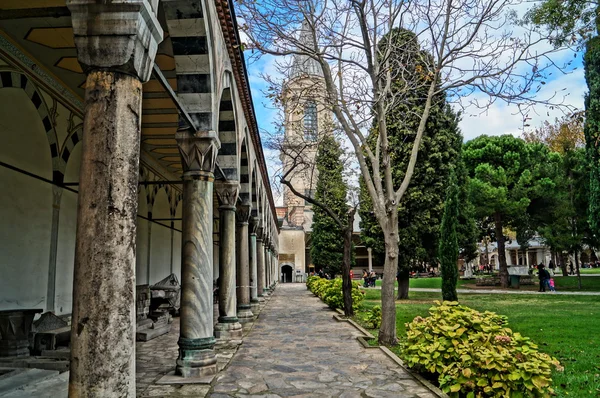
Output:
top-left (537, 263), bottom-right (549, 292)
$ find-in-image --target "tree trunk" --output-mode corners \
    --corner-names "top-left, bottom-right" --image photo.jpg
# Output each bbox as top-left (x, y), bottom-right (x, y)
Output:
top-left (341, 210), bottom-right (356, 317)
top-left (379, 218), bottom-right (399, 346)
top-left (396, 266), bottom-right (409, 300)
top-left (494, 212), bottom-right (509, 288)
top-left (574, 250), bottom-right (582, 290)
top-left (559, 253), bottom-right (568, 276)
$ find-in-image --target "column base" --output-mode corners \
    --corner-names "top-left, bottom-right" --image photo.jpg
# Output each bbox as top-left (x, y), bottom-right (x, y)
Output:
top-left (237, 306), bottom-right (254, 323)
top-left (214, 319), bottom-right (243, 340)
top-left (176, 337), bottom-right (217, 378)
top-left (250, 302), bottom-right (260, 313)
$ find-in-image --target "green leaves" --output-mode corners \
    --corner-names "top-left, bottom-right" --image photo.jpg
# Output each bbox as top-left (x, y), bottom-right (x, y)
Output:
top-left (401, 302), bottom-right (562, 397)
top-left (311, 135), bottom-right (350, 275)
top-left (306, 276), bottom-right (364, 311)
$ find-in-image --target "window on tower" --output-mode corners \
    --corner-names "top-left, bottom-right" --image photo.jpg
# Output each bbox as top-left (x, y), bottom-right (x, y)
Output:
top-left (303, 100), bottom-right (318, 141)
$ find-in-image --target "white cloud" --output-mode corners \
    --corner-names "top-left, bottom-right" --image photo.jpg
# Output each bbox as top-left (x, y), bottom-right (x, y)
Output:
top-left (458, 67), bottom-right (585, 141)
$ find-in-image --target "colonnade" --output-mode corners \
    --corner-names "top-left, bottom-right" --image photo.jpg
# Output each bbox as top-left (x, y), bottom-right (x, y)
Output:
top-left (65, 1), bottom-right (279, 395)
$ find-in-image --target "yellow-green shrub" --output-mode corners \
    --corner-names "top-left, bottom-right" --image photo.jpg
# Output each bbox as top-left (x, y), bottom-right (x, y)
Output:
top-left (306, 277), bottom-right (364, 311)
top-left (362, 305), bottom-right (382, 329)
top-left (401, 301), bottom-right (562, 397)
top-left (321, 278), bottom-right (364, 311)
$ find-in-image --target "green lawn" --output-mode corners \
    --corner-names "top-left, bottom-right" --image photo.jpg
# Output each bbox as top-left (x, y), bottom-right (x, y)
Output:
top-left (356, 290), bottom-right (600, 397)
top-left (580, 268), bottom-right (600, 275)
top-left (372, 276), bottom-right (600, 291)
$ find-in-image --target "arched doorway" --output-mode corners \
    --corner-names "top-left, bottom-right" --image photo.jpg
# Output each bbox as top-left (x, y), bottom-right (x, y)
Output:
top-left (281, 264), bottom-right (293, 283)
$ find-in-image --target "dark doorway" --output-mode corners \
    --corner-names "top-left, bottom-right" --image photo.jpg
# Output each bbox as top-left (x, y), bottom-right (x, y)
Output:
top-left (281, 265), bottom-right (293, 283)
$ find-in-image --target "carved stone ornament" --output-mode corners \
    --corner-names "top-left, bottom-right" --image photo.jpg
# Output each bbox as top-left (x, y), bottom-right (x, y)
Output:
top-left (176, 130), bottom-right (221, 174)
top-left (236, 204), bottom-right (251, 225)
top-left (215, 181), bottom-right (240, 208)
top-left (67, 0), bottom-right (164, 82)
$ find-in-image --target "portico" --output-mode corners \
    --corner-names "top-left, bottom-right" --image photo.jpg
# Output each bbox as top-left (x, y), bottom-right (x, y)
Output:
top-left (0, 0), bottom-right (279, 394)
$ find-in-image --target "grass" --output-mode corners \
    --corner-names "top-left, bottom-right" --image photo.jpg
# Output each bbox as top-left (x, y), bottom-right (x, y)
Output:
top-left (371, 276), bottom-right (600, 291)
top-left (355, 289), bottom-right (600, 397)
top-left (580, 268), bottom-right (600, 275)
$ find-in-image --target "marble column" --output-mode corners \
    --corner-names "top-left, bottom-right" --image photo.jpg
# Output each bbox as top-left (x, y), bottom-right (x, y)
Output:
top-left (175, 131), bottom-right (220, 378)
top-left (249, 217), bottom-right (259, 309)
top-left (46, 186), bottom-right (62, 312)
top-left (368, 247), bottom-right (373, 272)
top-left (256, 228), bottom-right (265, 299)
top-left (214, 182), bottom-right (243, 340)
top-left (264, 242), bottom-right (271, 294)
top-left (235, 204), bottom-right (253, 322)
top-left (67, 1), bottom-right (162, 396)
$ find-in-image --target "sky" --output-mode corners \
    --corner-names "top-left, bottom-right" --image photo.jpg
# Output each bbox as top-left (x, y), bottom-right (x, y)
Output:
top-left (241, 14), bottom-right (588, 205)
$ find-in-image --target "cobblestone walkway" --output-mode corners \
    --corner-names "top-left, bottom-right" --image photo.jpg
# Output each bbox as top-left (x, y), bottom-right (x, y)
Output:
top-left (209, 284), bottom-right (437, 398)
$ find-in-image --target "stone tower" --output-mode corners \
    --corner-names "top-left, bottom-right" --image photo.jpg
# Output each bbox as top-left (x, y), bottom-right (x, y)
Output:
top-left (280, 18), bottom-right (331, 229)
top-left (277, 17), bottom-right (333, 278)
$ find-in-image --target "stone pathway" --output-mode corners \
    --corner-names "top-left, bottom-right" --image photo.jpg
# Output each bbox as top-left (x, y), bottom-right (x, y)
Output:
top-left (208, 284), bottom-right (437, 398)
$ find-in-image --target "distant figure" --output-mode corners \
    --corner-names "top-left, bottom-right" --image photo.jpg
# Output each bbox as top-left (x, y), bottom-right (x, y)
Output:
top-left (537, 263), bottom-right (550, 292)
top-left (548, 277), bottom-right (556, 292)
top-left (350, 269), bottom-right (354, 280)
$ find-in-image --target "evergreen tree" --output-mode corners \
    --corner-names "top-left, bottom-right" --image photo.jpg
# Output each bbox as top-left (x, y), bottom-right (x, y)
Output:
top-left (463, 135), bottom-right (559, 287)
top-left (439, 168), bottom-right (459, 301)
top-left (359, 29), bottom-right (464, 299)
top-left (585, 33), bottom-right (600, 238)
top-left (310, 135), bottom-right (349, 277)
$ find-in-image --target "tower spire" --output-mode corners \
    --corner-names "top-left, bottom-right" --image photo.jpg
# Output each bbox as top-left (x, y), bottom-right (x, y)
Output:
top-left (290, 17), bottom-right (323, 78)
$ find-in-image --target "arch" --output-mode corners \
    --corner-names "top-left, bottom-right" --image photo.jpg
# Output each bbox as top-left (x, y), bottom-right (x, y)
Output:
top-left (239, 135), bottom-right (250, 203)
top-left (136, 185), bottom-right (150, 285)
top-left (216, 84), bottom-right (238, 181)
top-left (251, 163), bottom-right (260, 219)
top-left (0, 69), bottom-right (61, 181)
top-left (59, 125), bottom-right (84, 175)
top-left (0, 82), bottom-right (54, 311)
top-left (54, 141), bottom-right (83, 314)
top-left (150, 187), bottom-right (172, 284)
top-left (280, 263), bottom-right (294, 283)
top-left (162, 0), bottom-right (215, 132)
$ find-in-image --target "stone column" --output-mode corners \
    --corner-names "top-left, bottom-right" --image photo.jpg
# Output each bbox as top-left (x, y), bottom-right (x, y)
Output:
top-left (271, 247), bottom-right (277, 287)
top-left (46, 186), bottom-right (62, 312)
top-left (264, 241), bottom-right (271, 293)
top-left (235, 204), bottom-right (253, 322)
top-left (175, 130), bottom-right (220, 378)
top-left (368, 247), bottom-right (373, 272)
top-left (249, 217), bottom-right (259, 310)
top-left (256, 227), bottom-right (265, 300)
top-left (214, 182), bottom-right (243, 340)
top-left (67, 1), bottom-right (162, 396)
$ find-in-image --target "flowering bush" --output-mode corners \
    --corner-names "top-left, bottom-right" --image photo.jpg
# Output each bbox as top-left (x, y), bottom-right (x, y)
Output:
top-left (401, 301), bottom-right (562, 397)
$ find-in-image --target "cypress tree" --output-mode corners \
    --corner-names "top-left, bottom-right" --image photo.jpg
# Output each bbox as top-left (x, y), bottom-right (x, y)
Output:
top-left (439, 168), bottom-right (459, 302)
top-left (310, 135), bottom-right (349, 276)
top-left (585, 32), bottom-right (600, 237)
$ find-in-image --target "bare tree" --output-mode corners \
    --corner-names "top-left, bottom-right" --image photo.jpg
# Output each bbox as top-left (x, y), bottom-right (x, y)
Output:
top-left (268, 115), bottom-right (358, 316)
top-left (239, 0), bottom-right (574, 344)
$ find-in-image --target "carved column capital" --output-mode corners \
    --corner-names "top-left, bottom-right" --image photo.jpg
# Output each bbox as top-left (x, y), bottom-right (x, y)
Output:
top-left (176, 130), bottom-right (220, 175)
top-left (68, 0), bottom-right (163, 82)
top-left (256, 227), bottom-right (264, 241)
top-left (215, 181), bottom-right (240, 210)
top-left (249, 217), bottom-right (260, 235)
top-left (236, 204), bottom-right (251, 225)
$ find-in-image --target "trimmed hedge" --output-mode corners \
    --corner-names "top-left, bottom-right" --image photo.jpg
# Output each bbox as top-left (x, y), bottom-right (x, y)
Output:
top-left (306, 276), bottom-right (364, 311)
